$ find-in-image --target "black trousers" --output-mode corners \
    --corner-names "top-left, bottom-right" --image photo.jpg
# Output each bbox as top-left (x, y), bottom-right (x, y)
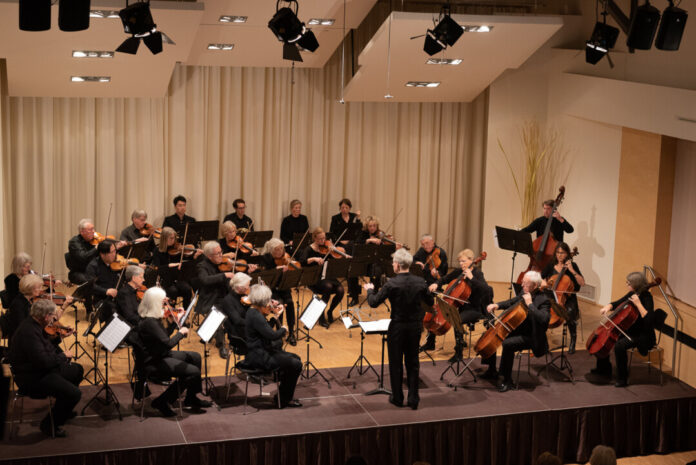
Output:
top-left (67, 271), bottom-right (93, 314)
top-left (596, 335), bottom-right (639, 381)
top-left (22, 362), bottom-right (83, 427)
top-left (347, 277), bottom-right (361, 299)
top-left (482, 333), bottom-right (534, 383)
top-left (267, 351), bottom-right (302, 406)
top-left (151, 351), bottom-right (202, 403)
top-left (387, 321), bottom-right (421, 406)
top-left (310, 279), bottom-right (345, 316)
top-left (272, 289), bottom-right (295, 332)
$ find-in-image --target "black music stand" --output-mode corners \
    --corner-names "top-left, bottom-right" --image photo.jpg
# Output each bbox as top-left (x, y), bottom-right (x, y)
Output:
top-left (495, 226), bottom-right (533, 298)
top-left (344, 309), bottom-right (380, 382)
top-left (363, 319), bottom-right (392, 396)
top-left (277, 268), bottom-right (302, 345)
top-left (294, 266), bottom-right (321, 340)
top-left (438, 299), bottom-right (477, 383)
top-left (409, 263), bottom-right (425, 278)
top-left (245, 230), bottom-right (273, 249)
top-left (538, 301), bottom-right (574, 383)
top-left (81, 306), bottom-right (106, 386)
top-left (180, 220), bottom-right (219, 245)
top-left (118, 241), bottom-right (151, 263)
top-left (250, 268), bottom-right (281, 289)
top-left (197, 307), bottom-right (226, 405)
top-left (291, 232), bottom-right (311, 251)
top-left (298, 296), bottom-right (331, 388)
top-left (68, 279), bottom-right (95, 363)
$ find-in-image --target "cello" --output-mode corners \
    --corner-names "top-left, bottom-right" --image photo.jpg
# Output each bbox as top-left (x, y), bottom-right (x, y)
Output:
top-left (473, 297), bottom-right (529, 359)
top-left (516, 186), bottom-right (566, 284)
top-left (544, 246), bottom-right (579, 329)
top-left (585, 278), bottom-right (662, 358)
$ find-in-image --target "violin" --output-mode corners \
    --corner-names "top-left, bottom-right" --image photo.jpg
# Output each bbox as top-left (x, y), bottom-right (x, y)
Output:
top-left (140, 223), bottom-right (161, 239)
top-left (110, 254), bottom-right (140, 271)
top-left (586, 278), bottom-right (662, 358)
top-left (543, 247), bottom-right (579, 329)
top-left (377, 232), bottom-right (410, 250)
top-left (135, 283), bottom-right (147, 301)
top-left (275, 252), bottom-right (301, 270)
top-left (163, 301), bottom-right (185, 327)
top-left (423, 248), bottom-right (442, 279)
top-left (228, 235), bottom-right (255, 254)
top-left (218, 257), bottom-right (251, 273)
top-left (317, 240), bottom-right (351, 259)
top-left (39, 292), bottom-right (83, 305)
top-left (44, 321), bottom-right (74, 338)
top-left (90, 232), bottom-right (116, 246)
top-left (167, 242), bottom-right (201, 257)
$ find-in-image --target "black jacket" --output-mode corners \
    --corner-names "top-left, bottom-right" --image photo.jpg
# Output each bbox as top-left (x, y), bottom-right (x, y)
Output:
top-left (280, 214), bottom-right (309, 245)
top-left (245, 307), bottom-right (286, 368)
top-left (85, 257), bottom-right (120, 300)
top-left (611, 290), bottom-right (655, 355)
top-left (115, 284), bottom-right (142, 326)
top-left (367, 273), bottom-right (434, 324)
top-left (136, 317), bottom-right (184, 363)
top-left (436, 267), bottom-right (491, 315)
top-left (521, 216), bottom-right (574, 243)
top-left (497, 291), bottom-right (551, 357)
top-left (9, 318), bottom-right (68, 387)
top-left (195, 258), bottom-right (229, 315)
top-left (4, 295), bottom-right (31, 342)
top-left (220, 291), bottom-right (248, 340)
top-left (162, 214), bottom-right (196, 231)
top-left (224, 213), bottom-right (254, 231)
top-left (67, 234), bottom-right (98, 272)
top-left (329, 213), bottom-right (361, 241)
top-left (412, 247), bottom-right (449, 284)
top-left (3, 273), bottom-right (20, 305)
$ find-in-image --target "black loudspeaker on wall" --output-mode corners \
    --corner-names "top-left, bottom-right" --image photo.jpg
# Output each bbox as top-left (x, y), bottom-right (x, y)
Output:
top-left (58, 0), bottom-right (91, 31)
top-left (656, 6), bottom-right (688, 50)
top-left (19, 0), bottom-right (51, 31)
top-left (627, 2), bottom-right (661, 50)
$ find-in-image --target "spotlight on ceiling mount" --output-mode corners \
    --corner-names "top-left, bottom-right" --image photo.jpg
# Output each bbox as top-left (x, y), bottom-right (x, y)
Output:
top-left (586, 7), bottom-right (619, 67)
top-left (115, 0), bottom-right (174, 55)
top-left (656, 1), bottom-right (688, 50)
top-left (268, 0), bottom-right (319, 62)
top-left (626, 0), bottom-right (661, 50)
top-left (423, 4), bottom-right (464, 56)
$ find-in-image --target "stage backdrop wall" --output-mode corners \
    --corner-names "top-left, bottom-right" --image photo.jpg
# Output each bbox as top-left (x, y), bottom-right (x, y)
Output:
top-left (1, 53), bottom-right (488, 277)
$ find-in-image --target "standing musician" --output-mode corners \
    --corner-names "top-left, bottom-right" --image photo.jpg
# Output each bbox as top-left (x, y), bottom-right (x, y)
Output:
top-left (115, 265), bottom-right (145, 327)
top-left (280, 200), bottom-right (309, 251)
top-left (423, 249), bottom-right (492, 361)
top-left (522, 199), bottom-right (574, 243)
top-left (482, 270), bottom-right (551, 392)
top-left (258, 238), bottom-right (297, 345)
top-left (244, 283), bottom-right (302, 409)
top-left (196, 242), bottom-right (235, 358)
top-left (135, 287), bottom-right (212, 417)
top-left (300, 228), bottom-right (345, 329)
top-left (4, 252), bottom-right (34, 305)
top-left (591, 271), bottom-right (655, 387)
top-left (85, 242), bottom-right (122, 322)
top-left (9, 299), bottom-right (83, 437)
top-left (224, 198), bottom-right (254, 231)
top-left (413, 235), bottom-right (449, 287)
top-left (218, 221), bottom-right (259, 264)
top-left (541, 242), bottom-right (584, 354)
top-left (364, 249), bottom-right (434, 410)
top-left (162, 195), bottom-right (196, 231)
top-left (329, 198), bottom-right (362, 306)
top-left (153, 227), bottom-right (201, 311)
top-left (219, 272), bottom-right (252, 342)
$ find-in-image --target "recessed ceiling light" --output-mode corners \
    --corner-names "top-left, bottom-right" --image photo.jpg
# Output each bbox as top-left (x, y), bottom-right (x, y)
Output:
top-left (208, 43), bottom-right (234, 50)
top-left (72, 50), bottom-right (114, 58)
top-left (71, 76), bottom-right (111, 82)
top-left (219, 15), bottom-right (247, 23)
top-left (89, 10), bottom-right (119, 18)
top-left (405, 81), bottom-right (440, 88)
top-left (308, 18), bottom-right (335, 26)
top-left (426, 58), bottom-right (462, 65)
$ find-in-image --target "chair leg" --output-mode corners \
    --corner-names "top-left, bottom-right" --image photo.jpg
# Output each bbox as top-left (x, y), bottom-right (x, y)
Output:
top-left (47, 397), bottom-right (55, 438)
top-left (243, 374), bottom-right (250, 415)
top-left (8, 393), bottom-right (18, 439)
top-left (139, 381), bottom-right (148, 421)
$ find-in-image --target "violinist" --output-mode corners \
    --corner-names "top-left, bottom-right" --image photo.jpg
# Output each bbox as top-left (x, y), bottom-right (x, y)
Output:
top-left (541, 242), bottom-right (584, 354)
top-left (413, 235), bottom-right (449, 286)
top-left (224, 198), bottom-right (254, 232)
top-left (258, 238), bottom-right (297, 345)
top-left (300, 228), bottom-right (345, 329)
top-left (244, 283), bottom-right (302, 409)
top-left (357, 216), bottom-right (390, 292)
top-left (482, 271), bottom-right (550, 392)
top-left (4, 252), bottom-right (34, 305)
top-left (9, 299), bottom-right (83, 437)
top-left (423, 249), bottom-right (492, 361)
top-left (66, 219), bottom-right (100, 286)
top-left (115, 265), bottom-right (145, 327)
top-left (521, 199), bottom-right (574, 243)
top-left (329, 199), bottom-right (362, 306)
top-left (135, 287), bottom-right (212, 417)
top-left (280, 200), bottom-right (309, 251)
top-left (85, 242), bottom-right (121, 322)
top-left (591, 272), bottom-right (655, 387)
top-left (120, 210), bottom-right (154, 244)
top-left (364, 249), bottom-right (433, 410)
top-left (218, 221), bottom-right (259, 264)
top-left (162, 195), bottom-right (196, 231)
top-left (196, 242), bottom-right (235, 358)
top-left (219, 272), bottom-right (252, 342)
top-left (153, 227), bottom-right (199, 310)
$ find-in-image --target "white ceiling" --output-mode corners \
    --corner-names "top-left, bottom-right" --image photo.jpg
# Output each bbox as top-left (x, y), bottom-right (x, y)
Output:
top-left (343, 11), bottom-right (563, 102)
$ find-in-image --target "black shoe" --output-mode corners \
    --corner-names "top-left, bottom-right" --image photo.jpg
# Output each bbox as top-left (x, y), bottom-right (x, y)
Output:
top-left (348, 297), bottom-right (359, 307)
top-left (568, 334), bottom-right (577, 355)
top-left (40, 418), bottom-right (65, 438)
top-left (389, 396), bottom-right (404, 408)
top-left (407, 401), bottom-right (419, 410)
top-left (497, 382), bottom-right (513, 393)
top-left (185, 397), bottom-right (213, 408)
top-left (480, 369), bottom-right (499, 380)
top-left (318, 316), bottom-right (329, 329)
top-left (152, 397), bottom-right (177, 417)
top-left (287, 333), bottom-right (297, 346)
top-left (419, 342), bottom-right (435, 353)
top-left (327, 310), bottom-right (335, 325)
top-left (285, 399), bottom-right (303, 408)
top-left (614, 379), bottom-right (628, 388)
top-left (219, 346), bottom-right (230, 359)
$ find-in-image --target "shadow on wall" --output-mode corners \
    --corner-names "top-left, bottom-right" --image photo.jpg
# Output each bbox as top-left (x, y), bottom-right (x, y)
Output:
top-left (572, 205), bottom-right (605, 303)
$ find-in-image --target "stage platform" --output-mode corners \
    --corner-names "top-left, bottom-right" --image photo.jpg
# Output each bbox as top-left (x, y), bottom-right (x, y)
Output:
top-left (2, 351), bottom-right (695, 465)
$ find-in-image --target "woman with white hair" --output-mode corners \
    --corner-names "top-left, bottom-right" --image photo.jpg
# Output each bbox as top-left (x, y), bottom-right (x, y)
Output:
top-left (245, 284), bottom-right (302, 409)
top-left (219, 272), bottom-right (253, 341)
top-left (258, 238), bottom-right (297, 345)
top-left (136, 287), bottom-right (211, 417)
top-left (4, 252), bottom-right (33, 305)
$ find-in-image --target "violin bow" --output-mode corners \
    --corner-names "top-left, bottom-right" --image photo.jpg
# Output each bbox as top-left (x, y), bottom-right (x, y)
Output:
top-left (40, 241), bottom-right (47, 277)
top-left (322, 229), bottom-right (348, 261)
top-left (179, 222), bottom-right (190, 265)
top-left (289, 228), bottom-right (310, 262)
top-left (381, 208), bottom-right (402, 237)
top-left (104, 202), bottom-right (113, 239)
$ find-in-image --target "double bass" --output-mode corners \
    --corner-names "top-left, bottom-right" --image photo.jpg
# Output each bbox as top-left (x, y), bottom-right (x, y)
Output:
top-left (585, 278), bottom-right (662, 358)
top-left (517, 186), bottom-right (566, 284)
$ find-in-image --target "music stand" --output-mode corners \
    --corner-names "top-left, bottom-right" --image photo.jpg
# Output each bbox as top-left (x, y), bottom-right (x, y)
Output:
top-left (245, 230), bottom-right (273, 249)
top-left (362, 319), bottom-right (392, 396)
top-left (438, 299), bottom-right (477, 383)
top-left (81, 315), bottom-right (132, 419)
top-left (182, 220), bottom-right (220, 245)
top-left (298, 296), bottom-right (331, 388)
top-left (292, 232), bottom-right (311, 251)
top-left (81, 304), bottom-right (106, 386)
top-left (344, 308), bottom-right (380, 382)
top-left (68, 279), bottom-right (95, 363)
top-left (409, 263), bottom-right (424, 278)
top-left (197, 307), bottom-right (227, 401)
top-left (538, 301), bottom-right (574, 383)
top-left (118, 241), bottom-right (151, 263)
top-left (250, 269), bottom-right (281, 289)
top-left (294, 266), bottom-right (322, 340)
top-left (495, 226), bottom-right (533, 298)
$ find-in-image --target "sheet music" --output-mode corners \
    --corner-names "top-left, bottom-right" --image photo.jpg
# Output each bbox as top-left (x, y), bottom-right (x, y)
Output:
top-left (97, 315), bottom-right (131, 353)
top-left (197, 306), bottom-right (226, 343)
top-left (342, 316), bottom-right (353, 329)
top-left (300, 296), bottom-right (328, 330)
top-left (359, 319), bottom-right (391, 333)
top-left (180, 292), bottom-right (198, 327)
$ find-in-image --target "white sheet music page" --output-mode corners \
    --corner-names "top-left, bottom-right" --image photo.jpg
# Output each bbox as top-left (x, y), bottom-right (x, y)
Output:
top-left (97, 315), bottom-right (131, 353)
top-left (197, 307), bottom-right (226, 343)
top-left (300, 296), bottom-right (328, 330)
top-left (359, 319), bottom-right (391, 333)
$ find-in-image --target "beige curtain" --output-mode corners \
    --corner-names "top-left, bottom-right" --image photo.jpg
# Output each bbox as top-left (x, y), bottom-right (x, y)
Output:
top-left (1, 52), bottom-right (488, 278)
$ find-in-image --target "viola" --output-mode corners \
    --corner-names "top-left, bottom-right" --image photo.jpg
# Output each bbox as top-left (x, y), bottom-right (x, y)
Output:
top-left (377, 232), bottom-right (410, 251)
top-left (110, 255), bottom-right (140, 271)
top-left (45, 321), bottom-right (74, 338)
top-left (543, 247), bottom-right (579, 329)
top-left (423, 248), bottom-right (442, 279)
top-left (228, 235), bottom-right (255, 254)
top-left (135, 284), bottom-right (147, 301)
top-left (90, 232), bottom-right (116, 246)
top-left (317, 240), bottom-right (351, 259)
top-left (163, 302), bottom-right (185, 326)
top-left (586, 278), bottom-right (662, 358)
top-left (275, 253), bottom-right (301, 270)
top-left (474, 297), bottom-right (529, 359)
top-left (39, 292), bottom-right (83, 305)
top-left (140, 223), bottom-right (161, 239)
top-left (218, 257), bottom-right (251, 273)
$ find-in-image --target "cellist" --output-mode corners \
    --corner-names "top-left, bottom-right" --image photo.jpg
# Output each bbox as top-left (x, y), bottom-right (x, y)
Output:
top-left (591, 271), bottom-right (655, 387)
top-left (422, 249), bottom-right (492, 362)
top-left (482, 271), bottom-right (551, 392)
top-left (521, 199), bottom-right (574, 243)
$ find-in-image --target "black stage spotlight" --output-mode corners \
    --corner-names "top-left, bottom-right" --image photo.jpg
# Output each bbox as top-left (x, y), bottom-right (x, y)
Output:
top-left (627, 1), bottom-right (661, 50)
top-left (19, 0), bottom-right (51, 31)
top-left (59, 0), bottom-right (90, 31)
top-left (656, 2), bottom-right (688, 50)
top-left (586, 21), bottom-right (619, 65)
top-left (423, 5), bottom-right (463, 56)
top-left (116, 1), bottom-right (174, 55)
top-left (268, 0), bottom-right (319, 62)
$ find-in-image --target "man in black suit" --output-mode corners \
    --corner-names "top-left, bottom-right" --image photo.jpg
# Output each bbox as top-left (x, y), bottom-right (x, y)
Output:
top-left (196, 242), bottom-right (234, 358)
top-left (162, 195), bottom-right (196, 232)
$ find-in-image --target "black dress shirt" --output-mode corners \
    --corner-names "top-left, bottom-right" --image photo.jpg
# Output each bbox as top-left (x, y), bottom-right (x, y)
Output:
top-left (280, 214), bottom-right (309, 244)
top-left (329, 213), bottom-right (361, 241)
top-left (67, 234), bottom-right (98, 272)
top-left (85, 257), bottom-right (120, 300)
top-left (195, 258), bottom-right (229, 315)
top-left (220, 291), bottom-right (248, 340)
top-left (115, 284), bottom-right (142, 326)
top-left (521, 216), bottom-right (574, 243)
top-left (366, 273), bottom-right (434, 324)
top-left (496, 291), bottom-right (551, 357)
top-left (223, 213), bottom-right (254, 231)
top-left (245, 307), bottom-right (286, 368)
top-left (436, 267), bottom-right (490, 314)
top-left (412, 246), bottom-right (449, 283)
top-left (3, 273), bottom-right (20, 305)
top-left (9, 318), bottom-right (68, 387)
top-left (162, 214), bottom-right (196, 232)
top-left (136, 317), bottom-right (184, 363)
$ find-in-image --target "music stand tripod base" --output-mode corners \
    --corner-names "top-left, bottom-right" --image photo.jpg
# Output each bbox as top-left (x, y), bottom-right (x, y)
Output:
top-left (364, 331), bottom-right (391, 396)
top-left (537, 322), bottom-right (575, 384)
top-left (346, 330), bottom-right (380, 382)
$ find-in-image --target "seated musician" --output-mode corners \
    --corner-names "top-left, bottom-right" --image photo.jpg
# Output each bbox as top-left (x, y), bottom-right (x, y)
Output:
top-left (329, 198), bottom-right (362, 306)
top-left (357, 216), bottom-right (392, 293)
top-left (541, 242), bottom-right (584, 354)
top-left (244, 283), bottom-right (302, 409)
top-left (280, 200), bottom-right (309, 251)
top-left (423, 249), bottom-right (492, 361)
top-left (196, 242), bottom-right (235, 358)
top-left (483, 270), bottom-right (550, 392)
top-left (4, 252), bottom-right (33, 305)
top-left (115, 265), bottom-right (145, 327)
top-left (66, 219), bottom-right (100, 286)
top-left (9, 299), bottom-right (83, 437)
top-left (224, 198), bottom-right (254, 232)
top-left (218, 221), bottom-right (259, 264)
top-left (219, 272), bottom-right (252, 342)
top-left (162, 195), bottom-right (196, 231)
top-left (300, 228), bottom-right (344, 329)
top-left (413, 235), bottom-right (449, 287)
top-left (85, 242), bottom-right (121, 322)
top-left (521, 199), bottom-right (574, 243)
top-left (152, 227), bottom-right (200, 311)
top-left (120, 209), bottom-right (154, 244)
top-left (259, 238), bottom-right (297, 345)
top-left (591, 271), bottom-right (655, 387)
top-left (135, 287), bottom-right (211, 417)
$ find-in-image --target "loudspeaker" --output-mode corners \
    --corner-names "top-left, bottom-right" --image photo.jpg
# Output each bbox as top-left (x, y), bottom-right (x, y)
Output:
top-left (627, 2), bottom-right (661, 50)
top-left (58, 0), bottom-right (90, 31)
top-left (19, 0), bottom-right (51, 31)
top-left (656, 6), bottom-right (688, 50)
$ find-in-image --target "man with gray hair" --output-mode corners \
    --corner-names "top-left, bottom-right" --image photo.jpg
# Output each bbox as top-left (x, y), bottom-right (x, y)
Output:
top-left (364, 248), bottom-right (434, 410)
